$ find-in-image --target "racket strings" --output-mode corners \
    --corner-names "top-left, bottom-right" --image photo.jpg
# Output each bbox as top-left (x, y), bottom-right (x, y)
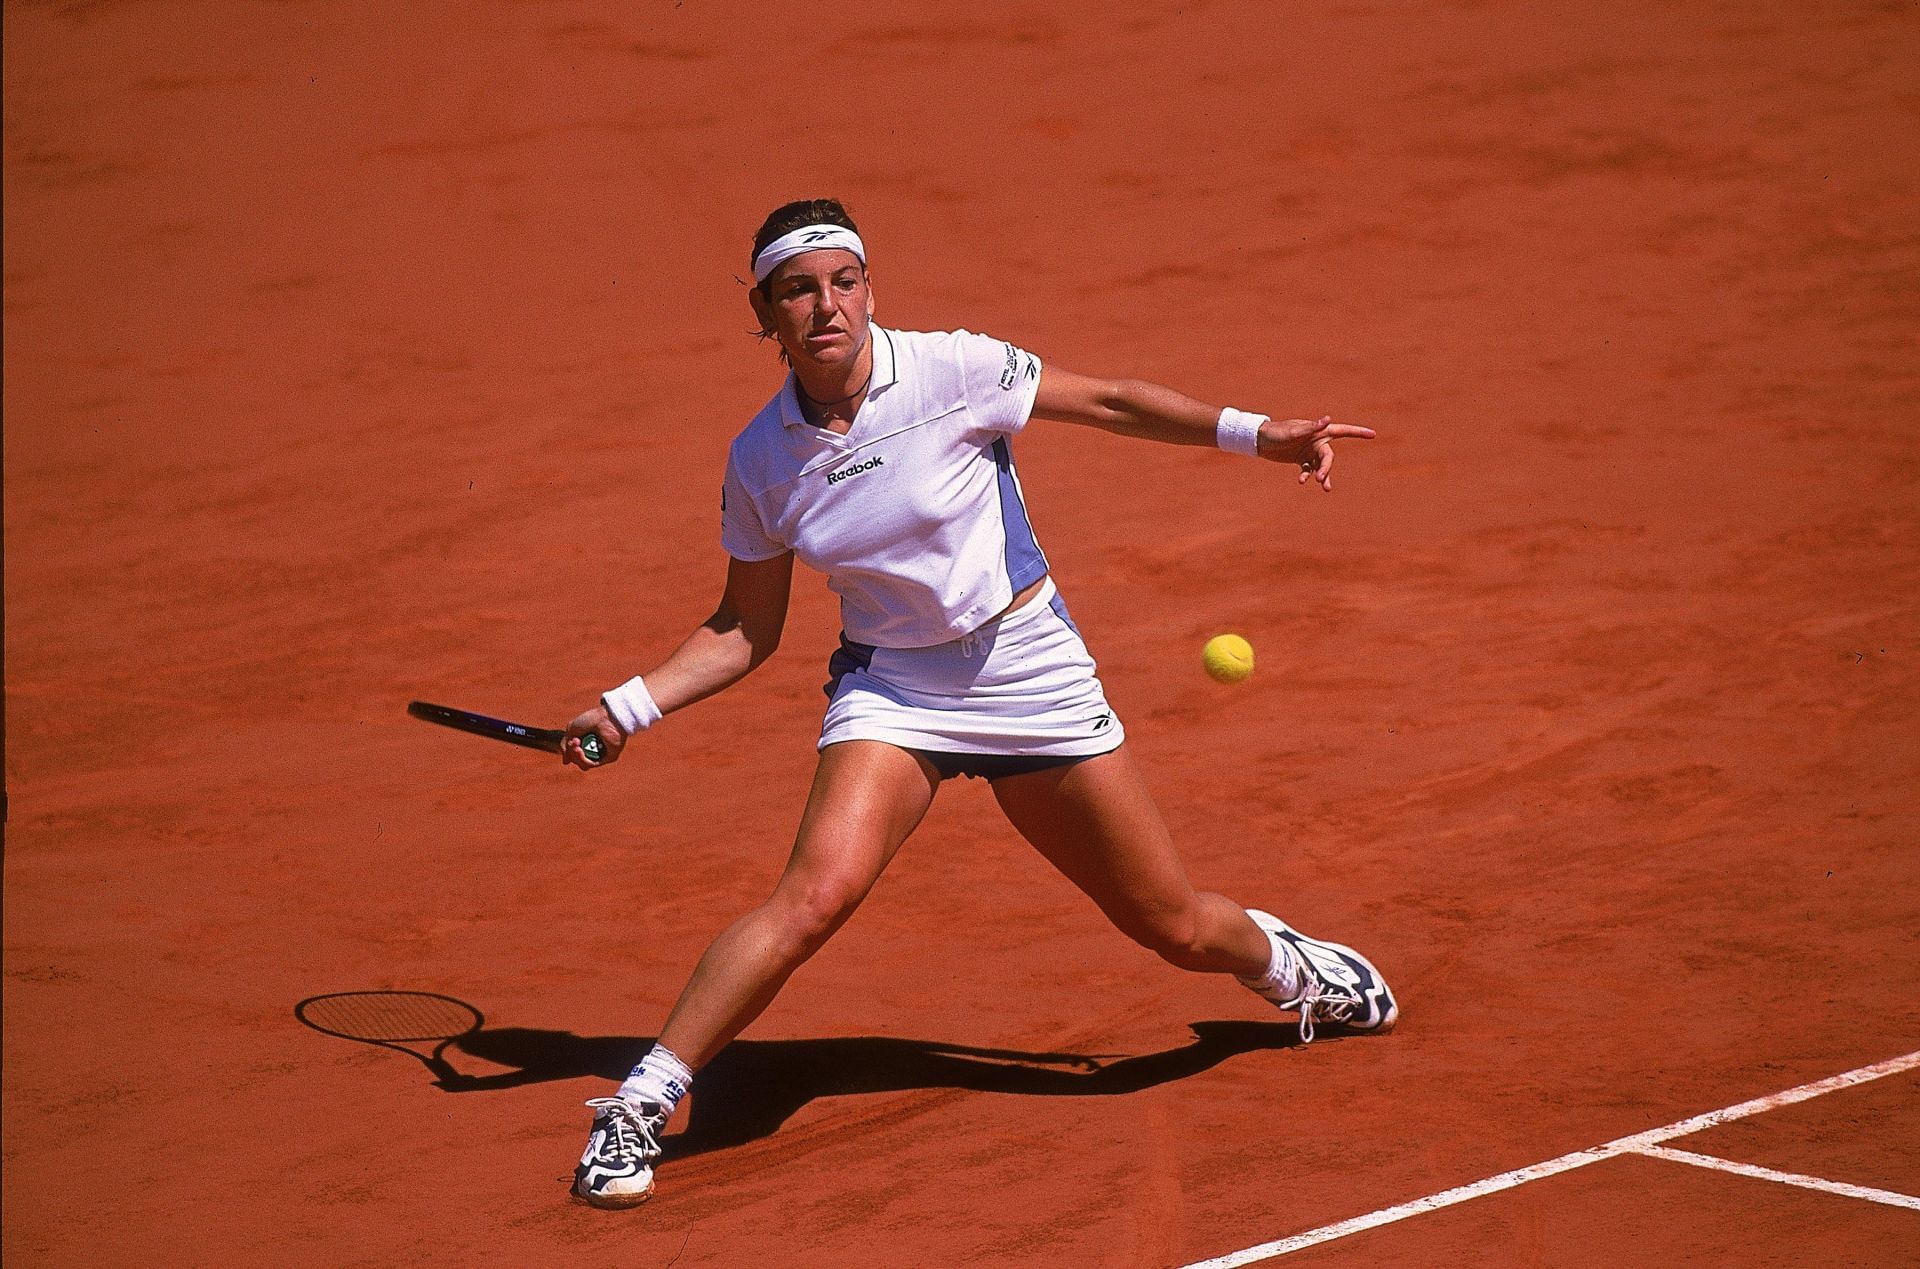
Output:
top-left (297, 991), bottom-right (481, 1042)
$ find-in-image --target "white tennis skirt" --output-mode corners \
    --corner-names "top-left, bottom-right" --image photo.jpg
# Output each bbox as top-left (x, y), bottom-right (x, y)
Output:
top-left (819, 577), bottom-right (1126, 759)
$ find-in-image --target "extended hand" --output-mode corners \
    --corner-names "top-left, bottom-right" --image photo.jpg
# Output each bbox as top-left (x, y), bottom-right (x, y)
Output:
top-left (1257, 415), bottom-right (1377, 491)
top-left (561, 704), bottom-right (627, 771)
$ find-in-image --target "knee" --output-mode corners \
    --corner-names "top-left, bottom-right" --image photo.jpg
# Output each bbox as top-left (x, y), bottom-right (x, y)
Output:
top-left (1121, 905), bottom-right (1211, 972)
top-left (765, 878), bottom-right (867, 960)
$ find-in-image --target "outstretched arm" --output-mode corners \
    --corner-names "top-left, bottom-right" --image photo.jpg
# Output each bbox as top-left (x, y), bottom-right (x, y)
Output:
top-left (561, 550), bottom-right (795, 769)
top-left (1030, 365), bottom-right (1376, 491)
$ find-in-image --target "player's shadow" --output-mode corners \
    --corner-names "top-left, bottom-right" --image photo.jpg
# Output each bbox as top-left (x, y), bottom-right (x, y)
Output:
top-left (448, 1020), bottom-right (1299, 1160)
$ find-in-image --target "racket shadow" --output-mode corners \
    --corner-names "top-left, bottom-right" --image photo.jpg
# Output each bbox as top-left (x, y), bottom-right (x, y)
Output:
top-left (294, 991), bottom-right (483, 1089)
top-left (450, 1019), bottom-right (1302, 1161)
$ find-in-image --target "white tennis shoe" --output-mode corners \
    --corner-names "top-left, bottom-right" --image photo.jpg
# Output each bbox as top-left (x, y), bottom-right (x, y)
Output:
top-left (1241, 909), bottom-right (1398, 1043)
top-left (572, 1096), bottom-right (665, 1209)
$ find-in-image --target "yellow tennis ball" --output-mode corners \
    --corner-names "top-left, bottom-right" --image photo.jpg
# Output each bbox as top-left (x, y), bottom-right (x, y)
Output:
top-left (1203, 633), bottom-right (1254, 683)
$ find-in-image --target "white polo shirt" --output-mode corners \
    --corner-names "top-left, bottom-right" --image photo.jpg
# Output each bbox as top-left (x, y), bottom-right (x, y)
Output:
top-left (721, 326), bottom-right (1048, 648)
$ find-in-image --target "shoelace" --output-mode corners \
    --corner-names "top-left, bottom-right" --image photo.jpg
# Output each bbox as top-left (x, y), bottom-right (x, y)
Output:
top-left (583, 1097), bottom-right (662, 1162)
top-left (1290, 979), bottom-right (1359, 1045)
top-left (1269, 941), bottom-right (1360, 1045)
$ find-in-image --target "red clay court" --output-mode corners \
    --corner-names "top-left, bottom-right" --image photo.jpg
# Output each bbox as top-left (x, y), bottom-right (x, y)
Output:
top-left (6, 2), bottom-right (1917, 1264)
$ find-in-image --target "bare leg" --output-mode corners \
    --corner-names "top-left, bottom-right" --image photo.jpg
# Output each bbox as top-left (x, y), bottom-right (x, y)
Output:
top-left (990, 744), bottom-right (1270, 976)
top-left (656, 740), bottom-right (938, 1070)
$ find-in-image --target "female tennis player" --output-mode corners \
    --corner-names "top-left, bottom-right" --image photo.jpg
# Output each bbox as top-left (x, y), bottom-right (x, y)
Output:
top-left (562, 199), bottom-right (1394, 1208)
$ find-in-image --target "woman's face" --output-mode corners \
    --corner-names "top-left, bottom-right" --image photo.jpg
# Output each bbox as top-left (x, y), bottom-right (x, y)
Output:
top-left (751, 249), bottom-right (874, 370)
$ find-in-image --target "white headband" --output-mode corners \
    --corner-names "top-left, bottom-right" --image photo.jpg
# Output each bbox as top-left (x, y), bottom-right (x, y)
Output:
top-left (752, 224), bottom-right (867, 283)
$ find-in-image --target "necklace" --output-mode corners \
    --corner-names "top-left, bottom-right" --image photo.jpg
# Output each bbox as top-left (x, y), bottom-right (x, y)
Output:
top-left (797, 367), bottom-right (873, 409)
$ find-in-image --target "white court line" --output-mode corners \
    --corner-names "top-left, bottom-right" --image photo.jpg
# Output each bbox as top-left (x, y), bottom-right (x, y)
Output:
top-left (1180, 1049), bottom-right (1920, 1268)
top-left (1630, 1145), bottom-right (1920, 1211)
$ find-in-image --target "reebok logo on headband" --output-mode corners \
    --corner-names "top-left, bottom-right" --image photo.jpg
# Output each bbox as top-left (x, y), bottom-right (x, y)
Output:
top-left (826, 455), bottom-right (885, 486)
top-left (753, 224), bottom-right (868, 283)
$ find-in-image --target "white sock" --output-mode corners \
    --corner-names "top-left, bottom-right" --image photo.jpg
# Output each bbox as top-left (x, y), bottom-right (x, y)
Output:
top-left (617, 1044), bottom-right (693, 1116)
top-left (1240, 933), bottom-right (1305, 1001)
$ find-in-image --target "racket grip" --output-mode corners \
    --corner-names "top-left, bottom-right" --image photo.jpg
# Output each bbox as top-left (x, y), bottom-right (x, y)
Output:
top-left (580, 733), bottom-right (605, 765)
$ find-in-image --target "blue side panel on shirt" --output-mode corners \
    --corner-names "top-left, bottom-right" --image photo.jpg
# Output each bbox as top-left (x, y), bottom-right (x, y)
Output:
top-left (991, 438), bottom-right (1050, 592)
top-left (1047, 588), bottom-right (1081, 637)
top-left (824, 633), bottom-right (877, 700)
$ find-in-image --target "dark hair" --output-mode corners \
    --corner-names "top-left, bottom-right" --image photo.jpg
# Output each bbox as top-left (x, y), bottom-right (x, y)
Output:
top-left (750, 197), bottom-right (862, 291)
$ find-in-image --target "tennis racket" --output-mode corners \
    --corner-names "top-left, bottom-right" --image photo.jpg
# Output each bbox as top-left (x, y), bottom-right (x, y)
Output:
top-left (407, 700), bottom-right (603, 764)
top-left (295, 990), bottom-right (484, 1088)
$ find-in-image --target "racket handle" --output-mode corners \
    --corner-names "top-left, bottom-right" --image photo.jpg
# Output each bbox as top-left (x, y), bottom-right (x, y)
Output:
top-left (581, 733), bottom-right (605, 765)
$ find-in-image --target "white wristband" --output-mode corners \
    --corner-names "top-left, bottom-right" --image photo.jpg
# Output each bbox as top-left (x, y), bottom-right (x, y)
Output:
top-left (1216, 407), bottom-right (1268, 457)
top-left (601, 675), bottom-right (663, 736)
